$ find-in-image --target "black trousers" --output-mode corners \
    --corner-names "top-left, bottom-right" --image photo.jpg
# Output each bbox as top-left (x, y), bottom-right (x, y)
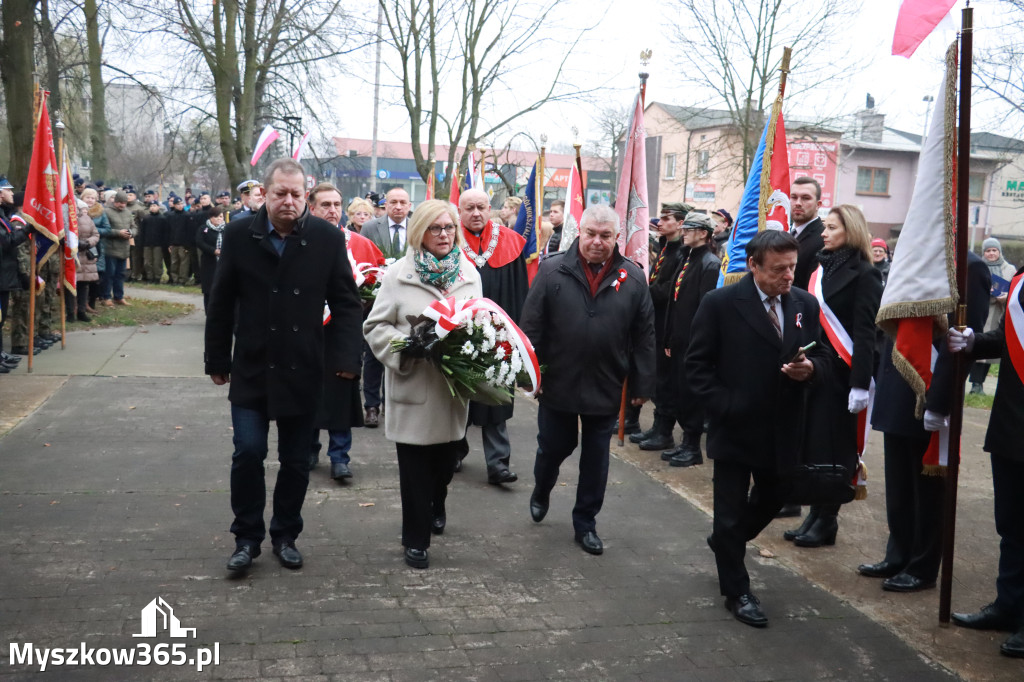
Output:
top-left (670, 350), bottom-right (705, 436)
top-left (991, 453), bottom-right (1024, 625)
top-left (711, 459), bottom-right (786, 597)
top-left (880, 432), bottom-right (945, 581)
top-left (533, 405), bottom-right (615, 535)
top-left (362, 340), bottom-right (384, 408)
top-left (0, 291), bottom-right (8, 352)
top-left (395, 441), bottom-right (458, 551)
top-left (652, 345), bottom-right (676, 423)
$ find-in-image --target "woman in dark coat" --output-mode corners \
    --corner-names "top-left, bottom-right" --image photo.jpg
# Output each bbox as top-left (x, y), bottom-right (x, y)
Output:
top-left (785, 204), bottom-right (882, 547)
top-left (196, 206), bottom-right (226, 309)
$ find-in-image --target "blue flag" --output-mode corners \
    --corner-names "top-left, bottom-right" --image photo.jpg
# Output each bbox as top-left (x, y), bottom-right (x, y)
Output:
top-left (513, 162), bottom-right (538, 259)
top-left (719, 124), bottom-right (769, 287)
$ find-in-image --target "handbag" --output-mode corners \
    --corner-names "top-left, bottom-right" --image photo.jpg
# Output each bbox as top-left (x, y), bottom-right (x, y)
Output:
top-left (783, 389), bottom-right (857, 506)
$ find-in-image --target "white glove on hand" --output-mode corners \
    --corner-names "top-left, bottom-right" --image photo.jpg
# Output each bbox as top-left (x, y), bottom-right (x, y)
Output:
top-left (923, 410), bottom-right (948, 432)
top-left (947, 327), bottom-right (975, 353)
top-left (848, 387), bottom-right (870, 413)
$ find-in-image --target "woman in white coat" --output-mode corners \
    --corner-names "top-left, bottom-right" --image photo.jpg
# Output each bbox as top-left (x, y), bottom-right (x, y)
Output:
top-left (364, 199), bottom-right (482, 569)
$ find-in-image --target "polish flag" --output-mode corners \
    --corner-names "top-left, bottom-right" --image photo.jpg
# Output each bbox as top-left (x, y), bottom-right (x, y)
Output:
top-left (60, 145), bottom-right (79, 294)
top-left (250, 125), bottom-right (280, 166)
top-left (292, 131), bottom-right (311, 161)
top-left (558, 160), bottom-right (585, 251)
top-left (892, 0), bottom-right (957, 58)
top-left (614, 92), bottom-right (649, 273)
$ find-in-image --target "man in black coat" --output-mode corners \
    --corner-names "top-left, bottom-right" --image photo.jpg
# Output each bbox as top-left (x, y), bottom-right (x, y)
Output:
top-left (947, 265), bottom-right (1024, 658)
top-left (662, 211), bottom-right (721, 467)
top-left (205, 158), bottom-right (363, 574)
top-left (455, 189), bottom-right (528, 484)
top-left (686, 230), bottom-right (830, 628)
top-left (789, 177), bottom-right (824, 291)
top-left (520, 204), bottom-right (656, 556)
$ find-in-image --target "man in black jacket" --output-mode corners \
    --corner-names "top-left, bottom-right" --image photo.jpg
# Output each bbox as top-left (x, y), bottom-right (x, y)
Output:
top-left (789, 177), bottom-right (824, 291)
top-left (205, 158), bottom-right (364, 574)
top-left (166, 196), bottom-right (192, 284)
top-left (947, 265), bottom-right (1024, 658)
top-left (520, 204), bottom-right (656, 556)
top-left (686, 230), bottom-right (830, 628)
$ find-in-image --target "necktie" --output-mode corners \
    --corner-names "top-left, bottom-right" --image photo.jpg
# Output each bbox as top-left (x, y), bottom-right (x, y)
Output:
top-left (391, 225), bottom-right (401, 254)
top-left (767, 297), bottom-right (782, 338)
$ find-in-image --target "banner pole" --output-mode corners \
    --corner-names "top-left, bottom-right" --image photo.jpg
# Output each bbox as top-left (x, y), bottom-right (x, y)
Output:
top-left (56, 116), bottom-right (67, 349)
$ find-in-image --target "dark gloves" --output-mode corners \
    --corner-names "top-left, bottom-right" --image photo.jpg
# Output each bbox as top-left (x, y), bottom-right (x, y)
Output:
top-left (400, 317), bottom-right (442, 361)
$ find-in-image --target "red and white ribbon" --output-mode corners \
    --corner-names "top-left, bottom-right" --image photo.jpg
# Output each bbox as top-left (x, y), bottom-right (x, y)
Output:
top-left (422, 296), bottom-right (541, 397)
top-left (1006, 272), bottom-right (1024, 385)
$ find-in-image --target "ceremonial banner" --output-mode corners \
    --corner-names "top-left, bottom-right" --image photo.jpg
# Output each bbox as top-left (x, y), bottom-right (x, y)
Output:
top-left (60, 145), bottom-right (79, 294)
top-left (449, 163), bottom-right (461, 208)
top-left (719, 102), bottom-right (790, 286)
top-left (512, 162), bottom-right (540, 282)
top-left (893, 0), bottom-right (957, 58)
top-left (250, 125), bottom-right (279, 166)
top-left (291, 131), bottom-right (310, 161)
top-left (558, 155), bottom-right (585, 251)
top-left (614, 93), bottom-right (649, 273)
top-left (23, 95), bottom-right (62, 265)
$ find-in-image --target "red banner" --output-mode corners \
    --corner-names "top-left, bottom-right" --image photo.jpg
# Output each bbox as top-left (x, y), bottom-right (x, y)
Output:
top-left (23, 94), bottom-right (62, 265)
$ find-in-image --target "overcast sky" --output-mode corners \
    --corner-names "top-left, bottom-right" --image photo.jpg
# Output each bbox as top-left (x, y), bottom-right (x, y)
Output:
top-left (325, 0), bottom-right (1019, 152)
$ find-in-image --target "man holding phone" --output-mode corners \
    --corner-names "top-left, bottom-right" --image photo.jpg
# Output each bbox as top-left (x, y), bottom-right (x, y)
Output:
top-left (686, 230), bottom-right (829, 628)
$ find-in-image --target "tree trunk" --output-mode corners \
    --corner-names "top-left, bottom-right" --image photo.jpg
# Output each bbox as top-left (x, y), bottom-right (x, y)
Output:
top-left (38, 0), bottom-right (62, 121)
top-left (83, 0), bottom-right (107, 179)
top-left (1, 0), bottom-right (38, 188)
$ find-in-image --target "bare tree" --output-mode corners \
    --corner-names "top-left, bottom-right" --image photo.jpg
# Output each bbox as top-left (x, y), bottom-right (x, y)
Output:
top-left (1, 0), bottom-right (39, 188)
top-left (156, 0), bottom-right (355, 189)
top-left (377, 0), bottom-right (593, 196)
top-left (666, 0), bottom-right (859, 179)
top-left (585, 102), bottom-right (630, 176)
top-left (974, 0), bottom-right (1024, 136)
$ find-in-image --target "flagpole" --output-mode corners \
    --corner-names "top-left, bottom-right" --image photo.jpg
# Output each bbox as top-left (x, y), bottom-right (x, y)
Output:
top-left (536, 138), bottom-right (545, 261)
top-left (27, 81), bottom-right (42, 373)
top-left (939, 4), bottom-right (973, 626)
top-left (55, 115), bottom-right (67, 350)
top-left (759, 47), bottom-right (791, 232)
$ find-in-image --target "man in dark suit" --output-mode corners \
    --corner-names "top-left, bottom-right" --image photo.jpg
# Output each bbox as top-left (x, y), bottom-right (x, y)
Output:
top-left (789, 176), bottom-right (824, 291)
top-left (205, 158), bottom-right (364, 574)
top-left (686, 230), bottom-right (830, 627)
top-left (947, 265), bottom-right (1024, 658)
top-left (355, 187), bottom-right (412, 427)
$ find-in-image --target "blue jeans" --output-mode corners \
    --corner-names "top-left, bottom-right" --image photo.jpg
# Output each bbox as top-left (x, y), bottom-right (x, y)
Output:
top-left (327, 429), bottom-right (352, 465)
top-left (102, 256), bottom-right (126, 300)
top-left (533, 405), bottom-right (616, 535)
top-left (362, 339), bottom-right (383, 408)
top-left (229, 403), bottom-right (317, 548)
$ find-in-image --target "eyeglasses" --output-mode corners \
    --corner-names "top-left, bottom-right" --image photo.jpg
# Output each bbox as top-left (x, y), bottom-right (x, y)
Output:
top-left (427, 224), bottom-right (457, 236)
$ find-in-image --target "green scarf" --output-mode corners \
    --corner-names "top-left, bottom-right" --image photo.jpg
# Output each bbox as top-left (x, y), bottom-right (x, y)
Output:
top-left (413, 247), bottom-right (462, 291)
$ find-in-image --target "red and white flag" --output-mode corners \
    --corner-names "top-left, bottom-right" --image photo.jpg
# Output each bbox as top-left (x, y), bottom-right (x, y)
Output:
top-left (876, 43), bottom-right (958, 471)
top-left (448, 164), bottom-right (461, 208)
top-left (615, 93), bottom-right (649, 273)
top-left (292, 131), bottom-right (311, 161)
top-left (892, 0), bottom-right (957, 58)
top-left (23, 94), bottom-right (63, 265)
top-left (60, 145), bottom-right (79, 294)
top-left (250, 125), bottom-right (280, 166)
top-left (558, 158), bottom-right (585, 251)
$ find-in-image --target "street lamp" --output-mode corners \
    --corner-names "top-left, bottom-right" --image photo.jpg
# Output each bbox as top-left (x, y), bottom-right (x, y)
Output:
top-left (281, 115), bottom-right (303, 156)
top-left (921, 95), bottom-right (935, 149)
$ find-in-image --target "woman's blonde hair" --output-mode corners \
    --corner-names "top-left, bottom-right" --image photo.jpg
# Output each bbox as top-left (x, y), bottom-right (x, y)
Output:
top-left (406, 199), bottom-right (463, 252)
top-left (347, 198), bottom-right (374, 217)
top-left (828, 204), bottom-right (872, 262)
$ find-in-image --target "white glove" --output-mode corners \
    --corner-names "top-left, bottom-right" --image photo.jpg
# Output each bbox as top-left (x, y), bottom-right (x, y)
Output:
top-left (947, 327), bottom-right (975, 353)
top-left (848, 387), bottom-right (870, 413)
top-left (923, 410), bottom-right (948, 432)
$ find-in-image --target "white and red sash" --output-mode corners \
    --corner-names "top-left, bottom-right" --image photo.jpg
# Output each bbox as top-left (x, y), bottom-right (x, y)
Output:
top-left (423, 296), bottom-right (541, 397)
top-left (1006, 272), bottom-right (1024, 384)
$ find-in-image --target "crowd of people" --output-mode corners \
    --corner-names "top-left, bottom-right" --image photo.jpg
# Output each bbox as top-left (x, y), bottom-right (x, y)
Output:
top-left (4, 157), bottom-right (1022, 657)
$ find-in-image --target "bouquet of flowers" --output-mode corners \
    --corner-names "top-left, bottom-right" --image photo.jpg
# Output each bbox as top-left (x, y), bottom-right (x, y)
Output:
top-left (354, 261), bottom-right (390, 303)
top-left (389, 297), bottom-right (541, 406)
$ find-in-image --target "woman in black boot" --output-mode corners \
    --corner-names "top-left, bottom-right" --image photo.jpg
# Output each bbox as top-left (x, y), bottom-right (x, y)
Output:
top-left (787, 205), bottom-right (882, 548)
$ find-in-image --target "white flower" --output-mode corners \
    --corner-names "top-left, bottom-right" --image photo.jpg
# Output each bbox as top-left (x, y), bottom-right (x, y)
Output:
top-left (461, 341), bottom-right (474, 356)
top-left (510, 352), bottom-right (523, 374)
top-left (484, 365), bottom-right (496, 380)
top-left (494, 348), bottom-right (506, 361)
top-left (497, 362), bottom-right (509, 385)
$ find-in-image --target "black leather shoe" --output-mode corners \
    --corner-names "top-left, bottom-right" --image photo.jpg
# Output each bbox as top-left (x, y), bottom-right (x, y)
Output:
top-left (783, 509), bottom-right (819, 541)
top-left (882, 572), bottom-right (935, 592)
top-left (529, 490), bottom-right (549, 523)
top-left (857, 560), bottom-right (902, 578)
top-left (638, 433), bottom-right (675, 451)
top-left (9, 346), bottom-right (41, 356)
top-left (226, 545), bottom-right (260, 572)
top-left (775, 504), bottom-right (802, 519)
top-left (364, 406), bottom-right (379, 428)
top-left (614, 419), bottom-right (641, 435)
top-left (629, 425), bottom-right (656, 444)
top-left (45, 332), bottom-right (61, 342)
top-left (272, 542), bottom-right (303, 569)
top-left (431, 515), bottom-right (446, 535)
top-left (952, 603), bottom-right (1018, 631)
top-left (1001, 629), bottom-right (1024, 658)
top-left (331, 462), bottom-right (353, 480)
top-left (660, 445), bottom-right (684, 461)
top-left (405, 548), bottom-right (429, 569)
top-left (725, 593), bottom-right (768, 628)
top-left (793, 515), bottom-right (838, 548)
top-left (575, 530), bottom-right (604, 555)
top-left (669, 449), bottom-right (703, 467)
top-left (0, 365), bottom-right (10, 374)
top-left (488, 468), bottom-right (518, 485)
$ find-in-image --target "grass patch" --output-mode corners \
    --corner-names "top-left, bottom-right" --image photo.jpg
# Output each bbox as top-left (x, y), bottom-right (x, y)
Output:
top-left (66, 298), bottom-right (195, 330)
top-left (128, 280), bottom-right (202, 295)
top-left (964, 392), bottom-right (994, 410)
